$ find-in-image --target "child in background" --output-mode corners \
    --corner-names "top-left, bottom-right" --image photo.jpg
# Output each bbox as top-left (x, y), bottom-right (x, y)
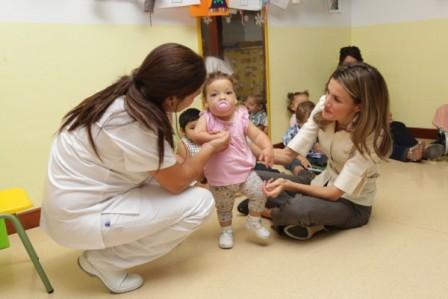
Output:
top-left (191, 72), bottom-right (274, 249)
top-left (176, 108), bottom-right (202, 160)
top-left (244, 94), bottom-right (268, 134)
top-left (283, 101), bottom-right (327, 175)
top-left (176, 108), bottom-right (208, 186)
top-left (287, 90), bottom-right (310, 127)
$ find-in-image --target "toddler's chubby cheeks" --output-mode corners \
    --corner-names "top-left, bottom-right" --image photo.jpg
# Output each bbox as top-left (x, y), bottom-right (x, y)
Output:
top-left (205, 78), bottom-right (238, 120)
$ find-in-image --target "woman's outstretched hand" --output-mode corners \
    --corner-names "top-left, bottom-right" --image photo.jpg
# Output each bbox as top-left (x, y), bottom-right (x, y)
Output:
top-left (259, 147), bottom-right (274, 167)
top-left (204, 131), bottom-right (230, 153)
top-left (263, 178), bottom-right (287, 198)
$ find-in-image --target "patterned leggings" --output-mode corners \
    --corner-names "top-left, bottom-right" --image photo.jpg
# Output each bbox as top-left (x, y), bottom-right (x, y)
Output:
top-left (209, 171), bottom-right (266, 224)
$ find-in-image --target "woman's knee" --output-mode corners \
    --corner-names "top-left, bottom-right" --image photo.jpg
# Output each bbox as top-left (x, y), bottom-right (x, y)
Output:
top-left (272, 197), bottom-right (314, 226)
top-left (185, 188), bottom-right (215, 224)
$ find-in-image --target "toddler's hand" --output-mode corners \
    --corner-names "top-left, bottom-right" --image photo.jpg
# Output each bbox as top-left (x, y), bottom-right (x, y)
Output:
top-left (263, 178), bottom-right (286, 198)
top-left (259, 147), bottom-right (274, 167)
top-left (205, 131), bottom-right (230, 153)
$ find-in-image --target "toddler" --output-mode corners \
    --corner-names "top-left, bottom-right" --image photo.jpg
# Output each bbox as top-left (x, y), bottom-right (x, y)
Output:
top-left (287, 90), bottom-right (309, 127)
top-left (244, 94), bottom-right (268, 134)
top-left (191, 72), bottom-right (274, 249)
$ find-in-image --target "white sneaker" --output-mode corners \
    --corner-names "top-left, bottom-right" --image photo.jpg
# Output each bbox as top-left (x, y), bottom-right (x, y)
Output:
top-left (218, 230), bottom-right (234, 249)
top-left (78, 252), bottom-right (143, 294)
top-left (246, 219), bottom-right (271, 240)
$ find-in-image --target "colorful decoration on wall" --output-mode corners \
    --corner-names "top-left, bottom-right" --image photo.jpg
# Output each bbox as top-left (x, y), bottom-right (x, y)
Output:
top-left (145, 0), bottom-right (285, 23)
top-left (190, 0), bottom-right (230, 17)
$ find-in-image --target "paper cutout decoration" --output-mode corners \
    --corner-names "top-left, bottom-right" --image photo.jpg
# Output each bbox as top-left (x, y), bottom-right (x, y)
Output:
top-left (190, 0), bottom-right (230, 17)
top-left (227, 0), bottom-right (262, 11)
top-left (157, 0), bottom-right (200, 8)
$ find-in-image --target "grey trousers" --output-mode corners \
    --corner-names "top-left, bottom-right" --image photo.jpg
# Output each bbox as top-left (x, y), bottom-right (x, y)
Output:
top-left (255, 170), bottom-right (315, 209)
top-left (270, 194), bottom-right (371, 230)
top-left (257, 170), bottom-right (372, 230)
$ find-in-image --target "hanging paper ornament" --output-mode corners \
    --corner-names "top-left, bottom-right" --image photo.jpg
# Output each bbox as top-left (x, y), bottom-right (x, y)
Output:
top-left (244, 14), bottom-right (250, 22)
top-left (203, 16), bottom-right (213, 24)
top-left (144, 0), bottom-right (156, 25)
top-left (228, 0), bottom-right (262, 11)
top-left (225, 15), bottom-right (232, 23)
top-left (239, 10), bottom-right (245, 25)
top-left (254, 12), bottom-right (264, 26)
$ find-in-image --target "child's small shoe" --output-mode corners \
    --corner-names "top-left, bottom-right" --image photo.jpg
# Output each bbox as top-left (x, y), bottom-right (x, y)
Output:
top-left (218, 229), bottom-right (234, 249)
top-left (246, 218), bottom-right (271, 241)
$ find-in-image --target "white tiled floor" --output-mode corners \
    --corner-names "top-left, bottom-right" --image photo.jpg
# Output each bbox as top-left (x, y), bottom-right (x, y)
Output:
top-left (1, 159), bottom-right (448, 298)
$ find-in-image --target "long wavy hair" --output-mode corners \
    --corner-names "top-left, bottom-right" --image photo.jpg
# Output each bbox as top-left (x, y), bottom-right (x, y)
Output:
top-left (59, 43), bottom-right (206, 166)
top-left (314, 63), bottom-right (392, 159)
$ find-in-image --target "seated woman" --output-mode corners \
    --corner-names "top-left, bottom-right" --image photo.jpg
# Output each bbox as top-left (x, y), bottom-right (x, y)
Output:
top-left (262, 63), bottom-right (393, 240)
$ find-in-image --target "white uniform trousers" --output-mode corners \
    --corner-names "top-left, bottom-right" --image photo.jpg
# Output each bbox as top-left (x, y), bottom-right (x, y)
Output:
top-left (86, 185), bottom-right (214, 270)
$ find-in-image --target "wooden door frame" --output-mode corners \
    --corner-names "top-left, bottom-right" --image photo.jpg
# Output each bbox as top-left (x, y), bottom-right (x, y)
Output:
top-left (196, 10), bottom-right (271, 137)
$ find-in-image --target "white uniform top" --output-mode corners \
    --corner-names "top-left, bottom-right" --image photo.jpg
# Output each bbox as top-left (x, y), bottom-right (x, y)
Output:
top-left (287, 96), bottom-right (380, 207)
top-left (41, 97), bottom-right (176, 249)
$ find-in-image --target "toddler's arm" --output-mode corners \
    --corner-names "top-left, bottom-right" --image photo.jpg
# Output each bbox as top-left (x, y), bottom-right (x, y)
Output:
top-left (247, 122), bottom-right (274, 166)
top-left (189, 115), bottom-right (226, 145)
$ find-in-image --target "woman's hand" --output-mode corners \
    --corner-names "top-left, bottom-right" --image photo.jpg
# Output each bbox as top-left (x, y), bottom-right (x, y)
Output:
top-left (297, 155), bottom-right (311, 169)
top-left (263, 178), bottom-right (287, 198)
top-left (259, 147), bottom-right (274, 167)
top-left (204, 131), bottom-right (230, 153)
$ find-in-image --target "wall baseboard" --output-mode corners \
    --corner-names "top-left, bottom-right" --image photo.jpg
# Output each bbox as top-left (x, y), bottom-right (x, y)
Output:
top-left (408, 127), bottom-right (438, 140)
top-left (6, 208), bottom-right (41, 234)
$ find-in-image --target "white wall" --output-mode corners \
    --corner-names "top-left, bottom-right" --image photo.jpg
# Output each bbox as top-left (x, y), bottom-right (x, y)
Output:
top-left (268, 0), bottom-right (351, 27)
top-left (351, 0), bottom-right (448, 26)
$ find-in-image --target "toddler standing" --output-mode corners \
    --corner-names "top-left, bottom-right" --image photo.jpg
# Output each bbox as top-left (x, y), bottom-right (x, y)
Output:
top-left (191, 72), bottom-right (274, 249)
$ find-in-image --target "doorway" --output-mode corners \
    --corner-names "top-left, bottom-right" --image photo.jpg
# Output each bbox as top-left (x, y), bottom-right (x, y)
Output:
top-left (199, 10), bottom-right (270, 134)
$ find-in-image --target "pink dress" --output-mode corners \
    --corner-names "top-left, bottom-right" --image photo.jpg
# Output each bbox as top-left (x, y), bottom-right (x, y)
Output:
top-left (203, 107), bottom-right (256, 186)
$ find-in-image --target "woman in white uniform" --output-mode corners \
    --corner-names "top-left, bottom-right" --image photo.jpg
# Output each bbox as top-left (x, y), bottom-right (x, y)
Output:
top-left (263, 63), bottom-right (393, 240)
top-left (41, 43), bottom-right (229, 293)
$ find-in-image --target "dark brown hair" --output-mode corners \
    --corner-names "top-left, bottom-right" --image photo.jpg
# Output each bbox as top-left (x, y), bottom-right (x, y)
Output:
top-left (287, 90), bottom-right (310, 113)
top-left (60, 43), bottom-right (206, 166)
top-left (245, 94), bottom-right (266, 112)
top-left (339, 46), bottom-right (363, 66)
top-left (295, 100), bottom-right (315, 125)
top-left (314, 63), bottom-right (392, 159)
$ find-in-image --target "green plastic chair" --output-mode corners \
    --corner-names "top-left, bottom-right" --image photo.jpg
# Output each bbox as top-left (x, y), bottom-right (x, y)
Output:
top-left (0, 188), bottom-right (54, 293)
